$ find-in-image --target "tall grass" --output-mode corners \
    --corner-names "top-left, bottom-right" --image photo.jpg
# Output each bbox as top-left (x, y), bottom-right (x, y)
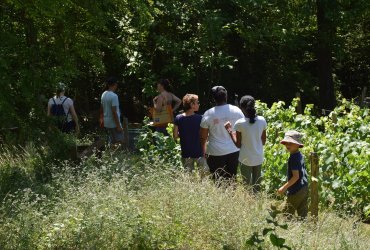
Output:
top-left (0, 152), bottom-right (368, 249)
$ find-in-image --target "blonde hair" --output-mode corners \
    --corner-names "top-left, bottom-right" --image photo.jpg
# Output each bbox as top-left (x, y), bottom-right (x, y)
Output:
top-left (182, 94), bottom-right (199, 111)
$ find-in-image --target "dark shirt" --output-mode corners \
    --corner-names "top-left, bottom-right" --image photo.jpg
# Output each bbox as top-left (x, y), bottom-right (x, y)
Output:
top-left (287, 151), bottom-right (308, 195)
top-left (174, 114), bottom-right (203, 158)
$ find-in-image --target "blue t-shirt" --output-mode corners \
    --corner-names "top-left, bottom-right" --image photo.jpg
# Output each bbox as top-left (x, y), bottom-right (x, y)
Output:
top-left (174, 114), bottom-right (203, 158)
top-left (101, 91), bottom-right (121, 129)
top-left (287, 151), bottom-right (308, 195)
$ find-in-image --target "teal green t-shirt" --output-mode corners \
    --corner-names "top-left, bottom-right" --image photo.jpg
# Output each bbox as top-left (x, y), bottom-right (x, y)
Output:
top-left (101, 91), bottom-right (121, 128)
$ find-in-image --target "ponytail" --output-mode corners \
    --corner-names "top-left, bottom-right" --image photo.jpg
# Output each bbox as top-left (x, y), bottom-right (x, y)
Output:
top-left (240, 95), bottom-right (257, 124)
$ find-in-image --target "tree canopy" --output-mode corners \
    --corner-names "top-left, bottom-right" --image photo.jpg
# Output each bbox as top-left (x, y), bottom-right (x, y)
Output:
top-left (1, 0), bottom-right (369, 134)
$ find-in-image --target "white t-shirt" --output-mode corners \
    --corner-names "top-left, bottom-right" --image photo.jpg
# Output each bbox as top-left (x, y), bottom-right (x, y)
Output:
top-left (48, 96), bottom-right (73, 122)
top-left (200, 104), bottom-right (244, 156)
top-left (101, 91), bottom-right (121, 129)
top-left (234, 116), bottom-right (267, 166)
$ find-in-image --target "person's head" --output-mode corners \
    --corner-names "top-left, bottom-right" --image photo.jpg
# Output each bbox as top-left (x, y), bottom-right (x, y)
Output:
top-left (240, 95), bottom-right (257, 124)
top-left (106, 77), bottom-right (118, 91)
top-left (211, 86), bottom-right (227, 105)
top-left (157, 79), bottom-right (171, 93)
top-left (56, 82), bottom-right (66, 97)
top-left (182, 94), bottom-right (200, 112)
top-left (280, 130), bottom-right (304, 153)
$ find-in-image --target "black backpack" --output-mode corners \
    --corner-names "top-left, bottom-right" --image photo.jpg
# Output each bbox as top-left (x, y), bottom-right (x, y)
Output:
top-left (50, 97), bottom-right (69, 129)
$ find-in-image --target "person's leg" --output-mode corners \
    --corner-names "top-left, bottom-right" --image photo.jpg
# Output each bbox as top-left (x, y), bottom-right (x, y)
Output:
top-left (296, 186), bottom-right (309, 219)
top-left (224, 151), bottom-right (239, 180)
top-left (182, 158), bottom-right (196, 172)
top-left (240, 164), bottom-right (252, 186)
top-left (252, 165), bottom-right (262, 193)
top-left (280, 196), bottom-right (296, 220)
top-left (207, 155), bottom-right (227, 181)
top-left (196, 157), bottom-right (210, 178)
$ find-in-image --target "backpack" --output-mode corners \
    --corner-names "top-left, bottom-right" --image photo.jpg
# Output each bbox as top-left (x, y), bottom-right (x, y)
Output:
top-left (50, 97), bottom-right (70, 129)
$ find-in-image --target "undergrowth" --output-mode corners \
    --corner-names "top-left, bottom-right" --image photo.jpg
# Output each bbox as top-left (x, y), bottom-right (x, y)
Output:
top-left (0, 151), bottom-right (368, 249)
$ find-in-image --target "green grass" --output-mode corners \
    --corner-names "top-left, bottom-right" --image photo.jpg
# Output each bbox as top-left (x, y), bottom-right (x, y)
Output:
top-left (0, 151), bottom-right (369, 250)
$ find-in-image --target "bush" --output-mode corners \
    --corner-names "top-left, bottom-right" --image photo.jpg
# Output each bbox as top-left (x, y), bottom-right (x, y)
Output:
top-left (258, 99), bottom-right (370, 219)
top-left (0, 153), bottom-right (369, 249)
top-left (136, 118), bottom-right (182, 168)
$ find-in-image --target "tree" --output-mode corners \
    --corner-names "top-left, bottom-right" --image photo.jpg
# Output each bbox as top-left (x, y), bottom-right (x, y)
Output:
top-left (316, 0), bottom-right (337, 110)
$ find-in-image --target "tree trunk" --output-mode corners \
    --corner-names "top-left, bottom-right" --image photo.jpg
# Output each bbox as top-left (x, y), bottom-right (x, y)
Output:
top-left (316, 0), bottom-right (337, 110)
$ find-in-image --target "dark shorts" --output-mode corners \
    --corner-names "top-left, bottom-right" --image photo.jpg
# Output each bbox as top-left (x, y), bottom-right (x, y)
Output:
top-left (207, 151), bottom-right (239, 180)
top-left (106, 128), bottom-right (124, 144)
top-left (61, 121), bottom-right (75, 133)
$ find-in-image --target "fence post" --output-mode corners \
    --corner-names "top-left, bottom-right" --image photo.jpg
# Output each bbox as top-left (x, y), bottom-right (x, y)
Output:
top-left (295, 92), bottom-right (303, 114)
top-left (310, 152), bottom-right (319, 222)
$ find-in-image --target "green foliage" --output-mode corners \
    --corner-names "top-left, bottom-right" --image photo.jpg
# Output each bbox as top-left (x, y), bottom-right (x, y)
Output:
top-left (0, 151), bottom-right (369, 249)
top-left (246, 206), bottom-right (291, 250)
top-left (136, 118), bottom-right (182, 168)
top-left (259, 99), bottom-right (370, 219)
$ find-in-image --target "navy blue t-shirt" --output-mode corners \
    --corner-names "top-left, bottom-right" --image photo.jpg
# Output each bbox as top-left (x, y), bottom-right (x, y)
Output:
top-left (287, 151), bottom-right (308, 195)
top-left (174, 114), bottom-right (203, 158)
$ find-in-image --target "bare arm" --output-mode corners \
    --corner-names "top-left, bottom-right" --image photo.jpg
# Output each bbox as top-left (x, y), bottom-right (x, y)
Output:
top-left (224, 122), bottom-right (242, 148)
top-left (47, 103), bottom-right (51, 116)
top-left (277, 170), bottom-right (300, 195)
top-left (111, 106), bottom-right (123, 131)
top-left (261, 130), bottom-right (267, 145)
top-left (171, 94), bottom-right (181, 112)
top-left (200, 127), bottom-right (209, 157)
top-left (173, 125), bottom-right (179, 140)
top-left (227, 131), bottom-right (242, 148)
top-left (99, 105), bottom-right (104, 126)
top-left (69, 105), bottom-right (80, 133)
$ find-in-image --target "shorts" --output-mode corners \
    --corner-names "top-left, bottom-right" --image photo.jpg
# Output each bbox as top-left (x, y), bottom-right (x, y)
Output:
top-left (61, 121), bottom-right (76, 133)
top-left (106, 128), bottom-right (124, 144)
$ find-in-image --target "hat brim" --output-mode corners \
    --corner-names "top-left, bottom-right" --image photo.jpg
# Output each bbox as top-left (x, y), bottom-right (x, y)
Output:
top-left (280, 138), bottom-right (304, 148)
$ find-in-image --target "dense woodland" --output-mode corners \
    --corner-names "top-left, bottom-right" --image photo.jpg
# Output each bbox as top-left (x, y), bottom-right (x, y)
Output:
top-left (1, 0), bottom-right (369, 136)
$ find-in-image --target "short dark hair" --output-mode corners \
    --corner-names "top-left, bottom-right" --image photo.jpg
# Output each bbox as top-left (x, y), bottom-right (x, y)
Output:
top-left (212, 86), bottom-right (227, 105)
top-left (106, 77), bottom-right (118, 87)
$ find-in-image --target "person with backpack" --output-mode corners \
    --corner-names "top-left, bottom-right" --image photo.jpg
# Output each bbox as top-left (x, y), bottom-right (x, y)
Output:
top-left (47, 82), bottom-right (79, 133)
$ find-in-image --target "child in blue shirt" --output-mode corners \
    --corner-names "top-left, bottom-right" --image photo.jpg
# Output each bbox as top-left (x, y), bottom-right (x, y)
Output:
top-left (278, 130), bottom-right (308, 219)
top-left (173, 94), bottom-right (207, 173)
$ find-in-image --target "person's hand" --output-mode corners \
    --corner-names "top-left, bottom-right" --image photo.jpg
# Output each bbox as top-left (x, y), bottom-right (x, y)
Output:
top-left (116, 126), bottom-right (123, 132)
top-left (224, 121), bottom-right (232, 133)
top-left (277, 186), bottom-right (286, 195)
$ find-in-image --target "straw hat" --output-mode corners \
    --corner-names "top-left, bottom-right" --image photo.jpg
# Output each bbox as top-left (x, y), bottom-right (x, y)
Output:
top-left (280, 130), bottom-right (304, 148)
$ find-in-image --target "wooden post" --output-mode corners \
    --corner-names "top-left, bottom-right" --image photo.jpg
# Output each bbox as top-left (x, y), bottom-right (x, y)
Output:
top-left (310, 152), bottom-right (319, 222)
top-left (360, 87), bottom-right (367, 107)
top-left (295, 92), bottom-right (303, 114)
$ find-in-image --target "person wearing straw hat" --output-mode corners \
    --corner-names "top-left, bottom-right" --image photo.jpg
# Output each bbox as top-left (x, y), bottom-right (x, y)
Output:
top-left (277, 130), bottom-right (308, 219)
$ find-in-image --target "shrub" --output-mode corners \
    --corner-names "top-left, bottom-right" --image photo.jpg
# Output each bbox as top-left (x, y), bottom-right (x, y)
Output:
top-left (0, 154), bottom-right (369, 249)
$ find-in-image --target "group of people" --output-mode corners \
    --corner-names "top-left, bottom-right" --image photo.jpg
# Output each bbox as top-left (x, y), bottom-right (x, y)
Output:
top-left (47, 78), bottom-right (308, 219)
top-left (155, 83), bottom-right (308, 219)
